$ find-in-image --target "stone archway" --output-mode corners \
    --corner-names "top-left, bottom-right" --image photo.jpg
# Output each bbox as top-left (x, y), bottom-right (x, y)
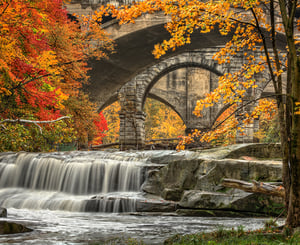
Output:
top-left (117, 50), bottom-right (229, 149)
top-left (117, 49), bottom-right (271, 149)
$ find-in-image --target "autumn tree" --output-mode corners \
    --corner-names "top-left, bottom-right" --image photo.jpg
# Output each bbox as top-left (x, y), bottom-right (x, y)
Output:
top-left (101, 99), bottom-right (185, 144)
top-left (102, 101), bottom-right (121, 144)
top-left (101, 0), bottom-right (300, 229)
top-left (144, 98), bottom-right (185, 140)
top-left (0, 0), bottom-right (113, 151)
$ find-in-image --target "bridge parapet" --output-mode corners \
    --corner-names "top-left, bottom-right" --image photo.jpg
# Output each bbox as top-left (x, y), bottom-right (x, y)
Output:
top-left (67, 0), bottom-right (142, 15)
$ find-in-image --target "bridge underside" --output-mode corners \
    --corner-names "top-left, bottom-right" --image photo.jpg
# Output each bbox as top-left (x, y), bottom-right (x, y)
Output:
top-left (86, 24), bottom-right (238, 109)
top-left (66, 4), bottom-right (285, 149)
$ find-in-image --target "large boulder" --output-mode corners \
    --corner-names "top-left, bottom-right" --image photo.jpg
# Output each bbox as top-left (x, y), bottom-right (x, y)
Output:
top-left (141, 144), bottom-right (283, 216)
top-left (179, 190), bottom-right (284, 216)
top-left (143, 158), bottom-right (282, 200)
top-left (0, 221), bottom-right (32, 234)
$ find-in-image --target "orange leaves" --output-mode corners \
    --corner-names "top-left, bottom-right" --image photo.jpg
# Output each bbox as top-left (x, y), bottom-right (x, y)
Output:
top-left (79, 6), bottom-right (114, 61)
top-left (253, 99), bottom-right (279, 142)
top-left (109, 0), bottom-right (238, 58)
top-left (144, 98), bottom-right (186, 140)
top-left (102, 101), bottom-right (121, 144)
top-left (294, 102), bottom-right (300, 115)
top-left (181, 105), bottom-right (238, 149)
top-left (0, 0), bottom-right (115, 149)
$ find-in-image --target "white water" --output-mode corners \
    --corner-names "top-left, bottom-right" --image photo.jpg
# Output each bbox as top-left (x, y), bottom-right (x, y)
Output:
top-left (0, 151), bottom-right (147, 212)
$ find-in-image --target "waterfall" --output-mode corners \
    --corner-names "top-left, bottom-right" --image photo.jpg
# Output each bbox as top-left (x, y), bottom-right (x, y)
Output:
top-left (0, 151), bottom-right (148, 213)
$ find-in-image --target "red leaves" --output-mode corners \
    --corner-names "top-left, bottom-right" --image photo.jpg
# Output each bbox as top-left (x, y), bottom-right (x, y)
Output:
top-left (90, 112), bottom-right (108, 145)
top-left (1, 0), bottom-right (114, 149)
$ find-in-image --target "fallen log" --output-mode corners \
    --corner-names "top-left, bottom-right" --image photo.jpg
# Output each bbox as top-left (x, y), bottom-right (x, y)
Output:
top-left (90, 142), bottom-right (119, 149)
top-left (221, 178), bottom-right (285, 198)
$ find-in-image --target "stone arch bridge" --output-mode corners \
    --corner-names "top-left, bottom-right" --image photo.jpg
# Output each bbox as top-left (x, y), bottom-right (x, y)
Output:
top-left (67, 1), bottom-right (286, 149)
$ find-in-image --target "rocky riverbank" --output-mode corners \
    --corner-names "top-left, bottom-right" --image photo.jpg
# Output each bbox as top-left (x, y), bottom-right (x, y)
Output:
top-left (139, 143), bottom-right (284, 216)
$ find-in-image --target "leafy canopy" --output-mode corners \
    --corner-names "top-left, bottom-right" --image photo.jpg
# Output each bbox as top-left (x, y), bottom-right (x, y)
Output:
top-left (99, 0), bottom-right (288, 147)
top-left (0, 0), bottom-right (113, 151)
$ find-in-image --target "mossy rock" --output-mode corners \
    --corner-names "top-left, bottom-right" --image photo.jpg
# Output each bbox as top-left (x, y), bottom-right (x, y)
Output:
top-left (0, 207), bottom-right (7, 217)
top-left (0, 221), bottom-right (32, 234)
top-left (175, 209), bottom-right (270, 217)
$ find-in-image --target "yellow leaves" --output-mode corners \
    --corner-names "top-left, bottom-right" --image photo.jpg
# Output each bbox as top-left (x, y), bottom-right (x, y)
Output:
top-left (0, 87), bottom-right (12, 96)
top-left (142, 98), bottom-right (186, 141)
top-left (153, 44), bottom-right (166, 59)
top-left (55, 88), bottom-right (69, 110)
top-left (195, 105), bottom-right (238, 146)
top-left (38, 50), bottom-right (59, 75)
top-left (274, 69), bottom-right (284, 77)
top-left (176, 135), bottom-right (193, 151)
top-left (294, 102), bottom-right (300, 115)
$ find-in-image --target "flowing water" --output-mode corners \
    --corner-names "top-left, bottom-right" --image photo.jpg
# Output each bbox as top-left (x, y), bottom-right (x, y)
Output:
top-left (0, 151), bottom-right (147, 212)
top-left (0, 208), bottom-right (279, 244)
top-left (0, 150), bottom-right (283, 244)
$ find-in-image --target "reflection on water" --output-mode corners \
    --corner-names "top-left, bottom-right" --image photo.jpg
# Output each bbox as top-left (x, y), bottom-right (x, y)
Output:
top-left (0, 208), bottom-right (283, 244)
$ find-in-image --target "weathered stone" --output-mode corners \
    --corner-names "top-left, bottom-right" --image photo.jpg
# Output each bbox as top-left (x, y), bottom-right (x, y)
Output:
top-left (162, 188), bottom-right (183, 201)
top-left (0, 221), bottom-right (32, 234)
top-left (225, 143), bottom-right (282, 159)
top-left (140, 144), bottom-right (283, 216)
top-left (179, 190), bottom-right (284, 216)
top-left (142, 169), bottom-right (162, 195)
top-left (175, 209), bottom-right (269, 217)
top-left (229, 193), bottom-right (284, 216)
top-left (136, 199), bottom-right (177, 212)
top-left (143, 151), bottom-right (282, 197)
top-left (179, 190), bottom-right (234, 209)
top-left (0, 207), bottom-right (7, 218)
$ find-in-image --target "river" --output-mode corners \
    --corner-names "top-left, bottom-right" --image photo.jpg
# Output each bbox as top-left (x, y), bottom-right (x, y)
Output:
top-left (0, 208), bottom-right (279, 244)
top-left (0, 150), bottom-right (283, 244)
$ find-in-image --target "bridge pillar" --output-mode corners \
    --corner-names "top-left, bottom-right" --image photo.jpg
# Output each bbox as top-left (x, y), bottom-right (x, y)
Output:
top-left (118, 80), bottom-right (146, 150)
top-left (119, 110), bottom-right (146, 150)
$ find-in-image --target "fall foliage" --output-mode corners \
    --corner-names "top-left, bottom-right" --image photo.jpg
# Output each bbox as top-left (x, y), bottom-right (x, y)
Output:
top-left (144, 98), bottom-right (185, 140)
top-left (102, 101), bottom-right (121, 144)
top-left (101, 99), bottom-right (185, 144)
top-left (0, 0), bottom-right (113, 151)
top-left (105, 0), bottom-right (300, 229)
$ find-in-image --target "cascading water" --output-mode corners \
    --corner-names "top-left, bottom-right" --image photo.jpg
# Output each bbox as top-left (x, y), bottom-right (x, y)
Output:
top-left (0, 151), bottom-right (149, 212)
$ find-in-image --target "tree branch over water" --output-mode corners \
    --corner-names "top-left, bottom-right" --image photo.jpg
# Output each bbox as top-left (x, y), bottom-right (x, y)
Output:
top-left (0, 116), bottom-right (71, 134)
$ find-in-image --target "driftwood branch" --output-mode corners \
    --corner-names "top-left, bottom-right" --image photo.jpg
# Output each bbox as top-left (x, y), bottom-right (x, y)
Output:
top-left (221, 178), bottom-right (285, 198)
top-left (0, 116), bottom-right (71, 134)
top-left (0, 116), bottom-right (70, 125)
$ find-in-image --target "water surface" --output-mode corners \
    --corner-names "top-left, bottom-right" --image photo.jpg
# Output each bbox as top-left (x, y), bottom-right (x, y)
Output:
top-left (0, 208), bottom-right (281, 244)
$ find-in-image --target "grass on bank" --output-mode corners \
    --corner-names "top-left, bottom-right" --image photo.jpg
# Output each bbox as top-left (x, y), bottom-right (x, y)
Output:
top-left (164, 225), bottom-right (300, 245)
top-left (106, 221), bottom-right (300, 245)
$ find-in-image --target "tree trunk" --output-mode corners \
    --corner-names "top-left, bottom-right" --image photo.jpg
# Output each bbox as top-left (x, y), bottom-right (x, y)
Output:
top-left (286, 55), bottom-right (300, 228)
top-left (221, 178), bottom-right (285, 197)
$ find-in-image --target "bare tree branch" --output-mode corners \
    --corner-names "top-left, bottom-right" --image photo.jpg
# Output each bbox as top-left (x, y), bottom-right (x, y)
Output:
top-left (0, 116), bottom-right (71, 134)
top-left (0, 1), bottom-right (10, 18)
top-left (0, 116), bottom-right (70, 125)
top-left (210, 93), bottom-right (278, 132)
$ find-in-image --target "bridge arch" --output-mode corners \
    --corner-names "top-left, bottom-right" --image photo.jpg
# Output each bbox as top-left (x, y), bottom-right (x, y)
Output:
top-left (118, 51), bottom-right (233, 148)
top-left (147, 93), bottom-right (184, 122)
top-left (66, 2), bottom-right (286, 149)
